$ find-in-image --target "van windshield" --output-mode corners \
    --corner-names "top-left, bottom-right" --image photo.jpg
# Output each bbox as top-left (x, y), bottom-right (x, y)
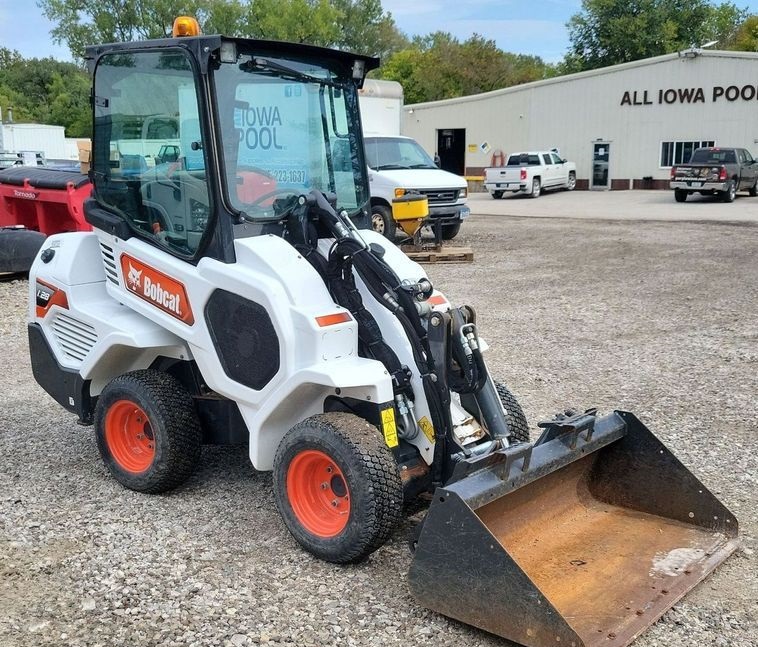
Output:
top-left (364, 137), bottom-right (437, 170)
top-left (214, 51), bottom-right (369, 220)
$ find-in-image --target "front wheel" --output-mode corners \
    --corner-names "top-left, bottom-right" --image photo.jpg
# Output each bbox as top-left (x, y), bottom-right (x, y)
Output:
top-left (566, 172), bottom-right (576, 191)
top-left (494, 382), bottom-right (530, 443)
top-left (530, 177), bottom-right (541, 198)
top-left (721, 181), bottom-right (736, 203)
top-left (94, 370), bottom-right (202, 494)
top-left (441, 222), bottom-right (461, 240)
top-left (491, 190), bottom-right (504, 199)
top-left (749, 180), bottom-right (758, 197)
top-left (273, 413), bottom-right (403, 563)
top-left (674, 188), bottom-right (688, 202)
top-left (370, 204), bottom-right (396, 240)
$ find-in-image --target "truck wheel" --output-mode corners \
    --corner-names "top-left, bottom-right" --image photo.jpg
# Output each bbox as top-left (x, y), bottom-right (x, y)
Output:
top-left (721, 181), bottom-right (736, 203)
top-left (494, 382), bottom-right (530, 443)
top-left (674, 189), bottom-right (688, 202)
top-left (94, 370), bottom-right (202, 494)
top-left (749, 180), bottom-right (758, 197)
top-left (566, 172), bottom-right (576, 191)
top-left (530, 177), bottom-right (541, 198)
top-left (491, 190), bottom-right (504, 200)
top-left (370, 205), bottom-right (396, 240)
top-left (273, 412), bottom-right (403, 563)
top-left (441, 222), bottom-right (461, 240)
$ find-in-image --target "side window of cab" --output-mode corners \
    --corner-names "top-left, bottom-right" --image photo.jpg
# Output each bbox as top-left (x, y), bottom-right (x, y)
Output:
top-left (93, 50), bottom-right (211, 256)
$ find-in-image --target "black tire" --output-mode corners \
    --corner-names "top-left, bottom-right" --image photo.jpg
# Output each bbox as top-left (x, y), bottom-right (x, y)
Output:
top-left (494, 382), bottom-right (530, 443)
top-left (441, 222), bottom-right (461, 240)
top-left (566, 171), bottom-right (576, 191)
top-left (530, 177), bottom-right (541, 198)
top-left (674, 188), bottom-right (688, 202)
top-left (370, 204), bottom-right (396, 240)
top-left (491, 190), bottom-right (504, 199)
top-left (94, 370), bottom-right (202, 494)
top-left (273, 412), bottom-right (403, 563)
top-left (721, 181), bottom-right (736, 203)
top-left (749, 180), bottom-right (758, 197)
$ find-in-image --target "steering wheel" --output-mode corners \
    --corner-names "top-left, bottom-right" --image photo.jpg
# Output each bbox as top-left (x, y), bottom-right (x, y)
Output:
top-left (245, 187), bottom-right (305, 210)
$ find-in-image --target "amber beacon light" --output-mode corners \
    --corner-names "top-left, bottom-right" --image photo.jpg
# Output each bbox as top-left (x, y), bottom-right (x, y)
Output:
top-left (172, 16), bottom-right (201, 37)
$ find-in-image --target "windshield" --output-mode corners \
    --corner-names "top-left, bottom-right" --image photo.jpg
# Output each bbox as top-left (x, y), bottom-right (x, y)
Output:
top-left (364, 137), bottom-right (437, 170)
top-left (214, 51), bottom-right (369, 219)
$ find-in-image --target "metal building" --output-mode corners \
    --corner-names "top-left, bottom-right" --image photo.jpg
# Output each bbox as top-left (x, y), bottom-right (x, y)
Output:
top-left (401, 49), bottom-right (758, 189)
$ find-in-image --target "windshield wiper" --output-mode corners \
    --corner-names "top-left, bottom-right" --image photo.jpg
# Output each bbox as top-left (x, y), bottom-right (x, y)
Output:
top-left (409, 163), bottom-right (437, 169)
top-left (243, 57), bottom-right (343, 88)
top-left (374, 164), bottom-right (409, 170)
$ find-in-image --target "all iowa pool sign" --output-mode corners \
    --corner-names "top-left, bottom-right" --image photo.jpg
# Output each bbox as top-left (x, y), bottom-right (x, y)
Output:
top-left (621, 84), bottom-right (758, 105)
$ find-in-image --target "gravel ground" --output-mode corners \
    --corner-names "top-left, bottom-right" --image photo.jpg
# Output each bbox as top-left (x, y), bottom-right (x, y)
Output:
top-left (1, 214), bottom-right (757, 647)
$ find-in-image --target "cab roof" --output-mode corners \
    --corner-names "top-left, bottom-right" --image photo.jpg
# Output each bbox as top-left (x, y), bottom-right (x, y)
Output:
top-left (85, 35), bottom-right (380, 79)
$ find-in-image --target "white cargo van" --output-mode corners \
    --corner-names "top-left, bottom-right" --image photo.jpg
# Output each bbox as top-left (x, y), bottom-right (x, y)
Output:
top-left (359, 80), bottom-right (469, 240)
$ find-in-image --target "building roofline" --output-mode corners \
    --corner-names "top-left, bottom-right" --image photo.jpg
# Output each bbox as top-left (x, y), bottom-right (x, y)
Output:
top-left (405, 49), bottom-right (758, 110)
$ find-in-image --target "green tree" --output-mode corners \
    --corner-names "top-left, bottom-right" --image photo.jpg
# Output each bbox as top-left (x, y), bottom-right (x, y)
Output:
top-left (331, 0), bottom-right (408, 58)
top-left (379, 33), bottom-right (554, 104)
top-left (565, 0), bottom-right (748, 71)
top-left (724, 13), bottom-right (758, 49)
top-left (243, 0), bottom-right (342, 45)
top-left (0, 47), bottom-right (91, 136)
top-left (38, 0), bottom-right (406, 59)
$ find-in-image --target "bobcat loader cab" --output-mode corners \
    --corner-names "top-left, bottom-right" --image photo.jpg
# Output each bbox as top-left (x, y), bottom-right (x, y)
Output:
top-left (28, 23), bottom-right (739, 647)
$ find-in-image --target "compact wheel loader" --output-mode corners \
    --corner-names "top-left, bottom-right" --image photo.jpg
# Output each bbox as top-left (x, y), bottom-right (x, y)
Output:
top-left (28, 22), bottom-right (739, 647)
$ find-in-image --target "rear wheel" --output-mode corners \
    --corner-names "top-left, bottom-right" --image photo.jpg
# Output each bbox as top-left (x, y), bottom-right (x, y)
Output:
top-left (491, 190), bottom-right (504, 199)
top-left (370, 204), bottom-right (396, 240)
top-left (494, 382), bottom-right (530, 443)
top-left (441, 222), bottom-right (461, 240)
top-left (530, 177), bottom-right (541, 198)
top-left (721, 181), bottom-right (736, 203)
top-left (674, 188), bottom-right (688, 202)
top-left (94, 370), bottom-right (202, 493)
top-left (273, 412), bottom-right (403, 563)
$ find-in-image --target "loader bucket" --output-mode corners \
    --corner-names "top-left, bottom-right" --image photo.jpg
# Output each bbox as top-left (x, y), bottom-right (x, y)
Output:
top-left (408, 411), bottom-right (739, 647)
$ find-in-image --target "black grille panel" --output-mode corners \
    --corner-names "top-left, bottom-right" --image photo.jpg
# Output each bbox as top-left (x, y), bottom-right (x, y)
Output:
top-left (205, 290), bottom-right (280, 391)
top-left (416, 188), bottom-right (459, 204)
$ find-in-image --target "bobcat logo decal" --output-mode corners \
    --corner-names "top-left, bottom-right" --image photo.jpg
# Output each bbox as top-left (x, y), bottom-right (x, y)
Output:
top-left (119, 254), bottom-right (195, 325)
top-left (127, 263), bottom-right (143, 290)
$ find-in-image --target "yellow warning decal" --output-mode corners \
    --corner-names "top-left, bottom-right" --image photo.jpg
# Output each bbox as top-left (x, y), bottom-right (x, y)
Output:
top-left (418, 416), bottom-right (435, 443)
top-left (381, 407), bottom-right (399, 448)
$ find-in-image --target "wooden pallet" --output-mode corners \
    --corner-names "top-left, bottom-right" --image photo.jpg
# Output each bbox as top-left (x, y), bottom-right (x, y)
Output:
top-left (401, 244), bottom-right (474, 263)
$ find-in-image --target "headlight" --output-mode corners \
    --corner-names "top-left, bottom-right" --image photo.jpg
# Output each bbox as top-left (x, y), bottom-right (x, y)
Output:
top-left (459, 187), bottom-right (467, 199)
top-left (394, 188), bottom-right (406, 198)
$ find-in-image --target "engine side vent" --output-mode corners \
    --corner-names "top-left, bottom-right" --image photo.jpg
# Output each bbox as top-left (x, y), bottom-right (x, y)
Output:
top-left (51, 313), bottom-right (98, 362)
top-left (100, 242), bottom-right (119, 285)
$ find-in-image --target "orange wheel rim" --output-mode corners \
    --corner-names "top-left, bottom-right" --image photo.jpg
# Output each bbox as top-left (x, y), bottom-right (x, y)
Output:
top-left (104, 400), bottom-right (155, 474)
top-left (286, 450), bottom-right (350, 538)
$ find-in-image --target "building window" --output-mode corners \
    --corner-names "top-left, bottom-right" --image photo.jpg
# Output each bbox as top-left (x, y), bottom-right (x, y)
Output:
top-left (660, 140), bottom-right (715, 167)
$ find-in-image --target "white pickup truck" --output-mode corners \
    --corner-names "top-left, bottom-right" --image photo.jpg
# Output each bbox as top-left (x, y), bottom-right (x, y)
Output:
top-left (484, 151), bottom-right (576, 198)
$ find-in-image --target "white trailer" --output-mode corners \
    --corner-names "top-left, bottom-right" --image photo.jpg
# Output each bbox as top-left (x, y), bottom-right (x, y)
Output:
top-left (358, 79), bottom-right (402, 136)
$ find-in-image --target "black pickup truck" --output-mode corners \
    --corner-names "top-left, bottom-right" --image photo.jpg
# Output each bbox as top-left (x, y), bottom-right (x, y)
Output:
top-left (670, 147), bottom-right (758, 203)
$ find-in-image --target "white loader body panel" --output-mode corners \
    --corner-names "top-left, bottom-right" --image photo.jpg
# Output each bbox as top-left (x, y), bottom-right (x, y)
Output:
top-left (30, 228), bottom-right (455, 470)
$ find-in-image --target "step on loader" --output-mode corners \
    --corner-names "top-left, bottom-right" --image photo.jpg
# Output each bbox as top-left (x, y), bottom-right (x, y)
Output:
top-left (27, 19), bottom-right (739, 647)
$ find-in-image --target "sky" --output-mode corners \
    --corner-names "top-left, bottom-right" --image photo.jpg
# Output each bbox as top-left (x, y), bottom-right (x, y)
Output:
top-left (2, 0), bottom-right (758, 64)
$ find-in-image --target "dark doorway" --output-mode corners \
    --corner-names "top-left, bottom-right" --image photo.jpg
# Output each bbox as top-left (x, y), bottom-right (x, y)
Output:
top-left (591, 142), bottom-right (610, 190)
top-left (437, 128), bottom-right (465, 176)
